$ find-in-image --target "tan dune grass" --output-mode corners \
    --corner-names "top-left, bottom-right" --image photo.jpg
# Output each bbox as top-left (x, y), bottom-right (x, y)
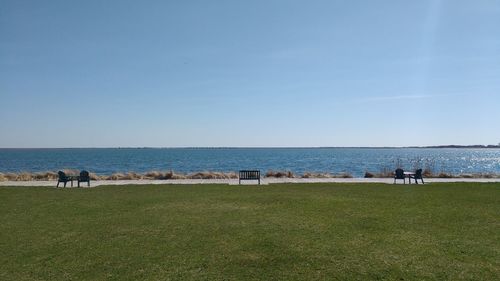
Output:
top-left (1, 170), bottom-right (498, 181)
top-left (121, 172), bottom-right (143, 180)
top-left (265, 170), bottom-right (295, 178)
top-left (187, 171), bottom-right (238, 179)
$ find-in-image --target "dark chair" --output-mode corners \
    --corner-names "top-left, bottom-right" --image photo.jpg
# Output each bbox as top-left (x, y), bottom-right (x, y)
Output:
top-left (409, 169), bottom-right (424, 184)
top-left (78, 170), bottom-right (90, 187)
top-left (394, 168), bottom-right (405, 184)
top-left (57, 171), bottom-right (73, 187)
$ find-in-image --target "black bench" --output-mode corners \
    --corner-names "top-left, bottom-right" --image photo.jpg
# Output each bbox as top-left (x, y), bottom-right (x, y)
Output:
top-left (239, 170), bottom-right (261, 185)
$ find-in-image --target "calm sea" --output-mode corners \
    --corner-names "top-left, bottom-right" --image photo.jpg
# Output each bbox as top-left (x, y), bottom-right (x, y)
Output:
top-left (0, 148), bottom-right (499, 177)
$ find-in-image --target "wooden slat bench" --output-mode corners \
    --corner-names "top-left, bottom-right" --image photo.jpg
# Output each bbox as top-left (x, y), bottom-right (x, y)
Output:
top-left (239, 170), bottom-right (261, 185)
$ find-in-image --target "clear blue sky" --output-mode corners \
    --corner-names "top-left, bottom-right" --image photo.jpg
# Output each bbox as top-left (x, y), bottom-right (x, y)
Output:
top-left (1, 0), bottom-right (499, 147)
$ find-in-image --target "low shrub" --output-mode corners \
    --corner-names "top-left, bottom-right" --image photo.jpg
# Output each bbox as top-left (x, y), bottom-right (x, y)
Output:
top-left (337, 173), bottom-right (353, 178)
top-left (121, 172), bottom-right (143, 180)
top-left (364, 172), bottom-right (374, 178)
top-left (438, 172), bottom-right (453, 178)
top-left (302, 172), bottom-right (332, 178)
top-left (186, 171), bottom-right (237, 179)
top-left (265, 171), bottom-right (295, 178)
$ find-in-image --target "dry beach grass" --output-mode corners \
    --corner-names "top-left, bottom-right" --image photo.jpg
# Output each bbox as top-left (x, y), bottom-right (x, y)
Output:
top-left (1, 169), bottom-right (499, 181)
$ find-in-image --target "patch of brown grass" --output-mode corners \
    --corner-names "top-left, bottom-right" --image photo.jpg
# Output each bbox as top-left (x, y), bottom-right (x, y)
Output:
top-left (302, 172), bottom-right (353, 178)
top-left (422, 168), bottom-right (433, 177)
top-left (4, 173), bottom-right (19, 181)
top-left (164, 170), bottom-right (187, 179)
top-left (143, 171), bottom-right (164, 180)
top-left (187, 171), bottom-right (237, 179)
top-left (437, 172), bottom-right (453, 178)
top-left (89, 173), bottom-right (103, 180)
top-left (302, 172), bottom-right (330, 178)
top-left (265, 170), bottom-right (295, 178)
top-left (120, 172), bottom-right (143, 180)
top-left (338, 173), bottom-right (353, 178)
top-left (364, 170), bottom-right (394, 178)
top-left (33, 172), bottom-right (58, 181)
top-left (455, 173), bottom-right (498, 179)
top-left (17, 172), bottom-right (34, 181)
top-left (107, 173), bottom-right (125, 180)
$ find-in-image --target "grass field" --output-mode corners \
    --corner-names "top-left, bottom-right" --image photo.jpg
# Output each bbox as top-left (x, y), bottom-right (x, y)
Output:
top-left (0, 183), bottom-right (499, 280)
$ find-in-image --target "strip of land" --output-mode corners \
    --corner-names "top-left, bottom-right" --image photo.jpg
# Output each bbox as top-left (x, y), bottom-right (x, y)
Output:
top-left (1, 177), bottom-right (500, 187)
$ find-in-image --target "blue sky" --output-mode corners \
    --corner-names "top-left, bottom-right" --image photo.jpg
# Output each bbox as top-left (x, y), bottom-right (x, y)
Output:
top-left (1, 0), bottom-right (499, 147)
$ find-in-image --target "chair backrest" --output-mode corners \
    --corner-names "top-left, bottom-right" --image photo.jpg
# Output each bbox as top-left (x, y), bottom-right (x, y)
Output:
top-left (58, 171), bottom-right (67, 180)
top-left (415, 169), bottom-right (422, 178)
top-left (395, 168), bottom-right (405, 179)
top-left (80, 170), bottom-right (90, 181)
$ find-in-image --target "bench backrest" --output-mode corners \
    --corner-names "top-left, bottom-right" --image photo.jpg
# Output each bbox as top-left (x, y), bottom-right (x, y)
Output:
top-left (80, 170), bottom-right (90, 181)
top-left (239, 170), bottom-right (260, 180)
top-left (394, 168), bottom-right (405, 179)
top-left (58, 171), bottom-right (68, 181)
top-left (415, 169), bottom-right (423, 178)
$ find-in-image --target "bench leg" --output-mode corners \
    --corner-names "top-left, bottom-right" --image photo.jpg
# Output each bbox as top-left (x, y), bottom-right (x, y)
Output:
top-left (88, 181), bottom-right (90, 187)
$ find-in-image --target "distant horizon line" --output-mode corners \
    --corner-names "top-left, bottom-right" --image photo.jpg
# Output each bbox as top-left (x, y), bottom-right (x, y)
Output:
top-left (1, 144), bottom-right (499, 149)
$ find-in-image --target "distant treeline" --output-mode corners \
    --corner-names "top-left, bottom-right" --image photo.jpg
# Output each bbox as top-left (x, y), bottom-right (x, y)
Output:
top-left (409, 145), bottom-right (500, 149)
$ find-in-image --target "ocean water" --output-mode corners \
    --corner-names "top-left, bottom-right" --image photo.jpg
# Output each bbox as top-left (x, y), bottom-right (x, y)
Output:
top-left (0, 148), bottom-right (499, 177)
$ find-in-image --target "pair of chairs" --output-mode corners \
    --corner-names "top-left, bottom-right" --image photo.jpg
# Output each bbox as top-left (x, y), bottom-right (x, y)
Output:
top-left (394, 168), bottom-right (424, 184)
top-left (57, 170), bottom-right (91, 187)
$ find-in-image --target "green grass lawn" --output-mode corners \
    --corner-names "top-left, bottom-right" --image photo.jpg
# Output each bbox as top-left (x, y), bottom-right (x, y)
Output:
top-left (0, 183), bottom-right (499, 280)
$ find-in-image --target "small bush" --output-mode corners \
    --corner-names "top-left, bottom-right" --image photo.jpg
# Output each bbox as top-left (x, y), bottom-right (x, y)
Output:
top-left (143, 171), bottom-right (164, 180)
top-left (165, 171), bottom-right (187, 179)
top-left (438, 172), bottom-right (453, 178)
top-left (265, 171), bottom-right (295, 178)
top-left (107, 173), bottom-right (125, 180)
top-left (337, 173), bottom-right (353, 178)
top-left (33, 172), bottom-right (58, 181)
top-left (364, 172), bottom-right (374, 178)
top-left (17, 172), bottom-right (33, 181)
top-left (121, 172), bottom-right (142, 180)
top-left (302, 172), bottom-right (340, 178)
top-left (186, 171), bottom-right (236, 179)
top-left (422, 168), bottom-right (434, 177)
top-left (4, 173), bottom-right (18, 181)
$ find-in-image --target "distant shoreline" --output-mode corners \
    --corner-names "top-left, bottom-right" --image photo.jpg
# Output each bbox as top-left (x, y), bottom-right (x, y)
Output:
top-left (0, 145), bottom-right (499, 150)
